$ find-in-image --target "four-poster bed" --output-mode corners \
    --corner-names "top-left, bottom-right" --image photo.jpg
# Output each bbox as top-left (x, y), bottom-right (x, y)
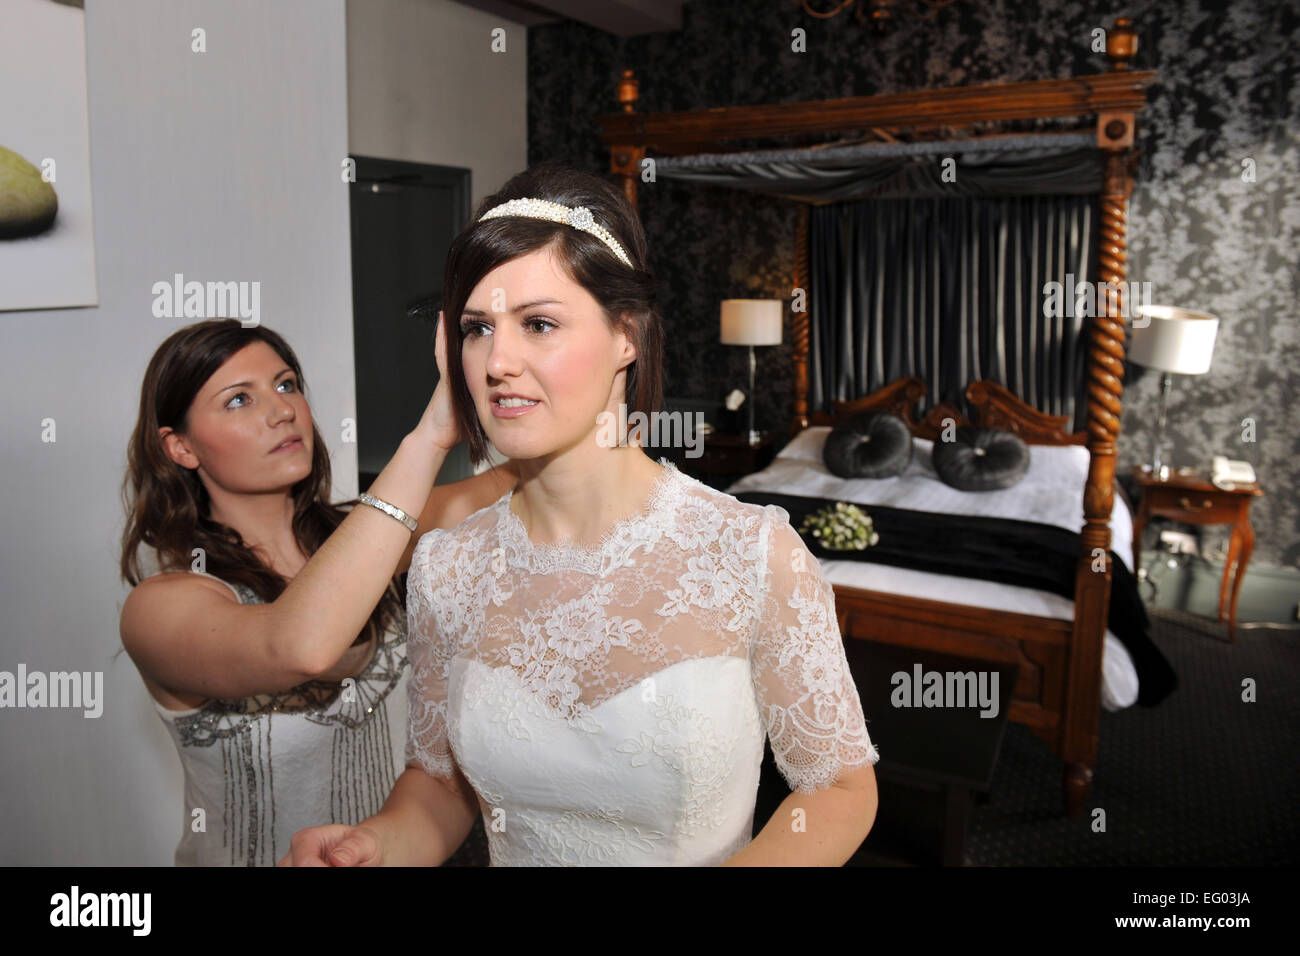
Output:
top-left (597, 19), bottom-right (1157, 816)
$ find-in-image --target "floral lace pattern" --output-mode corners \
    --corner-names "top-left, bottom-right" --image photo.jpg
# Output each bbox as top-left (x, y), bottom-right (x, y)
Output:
top-left (614, 682), bottom-right (741, 839)
top-left (406, 460), bottom-right (879, 865)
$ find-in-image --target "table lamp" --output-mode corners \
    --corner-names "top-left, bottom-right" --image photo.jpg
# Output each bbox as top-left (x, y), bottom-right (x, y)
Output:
top-left (1129, 304), bottom-right (1219, 480)
top-left (720, 299), bottom-right (783, 445)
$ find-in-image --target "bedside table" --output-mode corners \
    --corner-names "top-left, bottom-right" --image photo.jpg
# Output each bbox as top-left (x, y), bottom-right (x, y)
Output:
top-left (666, 431), bottom-right (778, 490)
top-left (1131, 467), bottom-right (1264, 641)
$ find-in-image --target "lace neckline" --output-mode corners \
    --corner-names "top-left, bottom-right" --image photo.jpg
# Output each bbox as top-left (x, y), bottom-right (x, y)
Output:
top-left (497, 458), bottom-right (685, 572)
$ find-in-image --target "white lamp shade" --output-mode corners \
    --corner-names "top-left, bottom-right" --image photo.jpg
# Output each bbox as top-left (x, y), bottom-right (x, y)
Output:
top-left (1129, 305), bottom-right (1219, 375)
top-left (720, 299), bottom-right (783, 346)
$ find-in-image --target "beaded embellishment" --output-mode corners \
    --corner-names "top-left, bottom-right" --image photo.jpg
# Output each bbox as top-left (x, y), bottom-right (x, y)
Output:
top-left (478, 197), bottom-right (634, 267)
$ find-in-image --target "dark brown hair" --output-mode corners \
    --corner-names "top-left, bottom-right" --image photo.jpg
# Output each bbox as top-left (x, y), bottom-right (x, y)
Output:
top-left (119, 319), bottom-right (401, 648)
top-left (440, 162), bottom-right (663, 465)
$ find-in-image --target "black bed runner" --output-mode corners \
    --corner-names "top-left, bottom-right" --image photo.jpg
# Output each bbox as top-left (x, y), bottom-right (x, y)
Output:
top-left (732, 490), bottom-right (1177, 706)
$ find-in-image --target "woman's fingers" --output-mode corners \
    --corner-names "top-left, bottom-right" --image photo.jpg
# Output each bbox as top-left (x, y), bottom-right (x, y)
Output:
top-left (418, 309), bottom-right (465, 451)
top-left (283, 826), bottom-right (337, 866)
top-left (326, 827), bottom-right (382, 867)
top-left (280, 824), bottom-right (365, 867)
top-left (434, 310), bottom-right (448, 380)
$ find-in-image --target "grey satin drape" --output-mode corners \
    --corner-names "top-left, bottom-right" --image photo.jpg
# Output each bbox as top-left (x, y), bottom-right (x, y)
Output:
top-left (653, 133), bottom-right (1103, 202)
top-left (809, 196), bottom-right (1097, 431)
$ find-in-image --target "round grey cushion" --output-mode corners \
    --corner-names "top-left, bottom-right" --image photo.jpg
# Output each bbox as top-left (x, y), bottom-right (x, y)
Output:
top-left (931, 426), bottom-right (1031, 491)
top-left (822, 411), bottom-right (914, 479)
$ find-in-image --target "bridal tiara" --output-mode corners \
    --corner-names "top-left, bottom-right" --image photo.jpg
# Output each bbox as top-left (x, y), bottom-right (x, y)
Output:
top-left (477, 198), bottom-right (634, 268)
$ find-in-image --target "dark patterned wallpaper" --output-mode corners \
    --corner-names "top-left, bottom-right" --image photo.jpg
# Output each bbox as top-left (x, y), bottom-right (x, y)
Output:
top-left (526, 0), bottom-right (1299, 569)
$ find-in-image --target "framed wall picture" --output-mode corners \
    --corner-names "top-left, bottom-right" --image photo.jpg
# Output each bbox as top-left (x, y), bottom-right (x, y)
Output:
top-left (0, 0), bottom-right (98, 311)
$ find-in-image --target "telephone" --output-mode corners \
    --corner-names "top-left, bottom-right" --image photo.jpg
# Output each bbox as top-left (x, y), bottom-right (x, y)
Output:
top-left (1211, 455), bottom-right (1256, 489)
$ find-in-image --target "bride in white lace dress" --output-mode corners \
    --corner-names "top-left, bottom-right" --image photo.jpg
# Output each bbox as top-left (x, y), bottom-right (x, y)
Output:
top-left (283, 163), bottom-right (879, 867)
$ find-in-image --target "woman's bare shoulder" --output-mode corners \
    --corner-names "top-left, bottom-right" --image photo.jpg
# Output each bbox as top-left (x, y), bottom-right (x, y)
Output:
top-left (121, 572), bottom-right (244, 647)
top-left (126, 571), bottom-right (242, 607)
top-left (400, 462), bottom-right (517, 576)
top-left (121, 573), bottom-right (244, 711)
top-left (424, 461), bottom-right (517, 530)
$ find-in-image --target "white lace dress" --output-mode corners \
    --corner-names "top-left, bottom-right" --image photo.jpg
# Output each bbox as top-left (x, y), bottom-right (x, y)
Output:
top-left (405, 460), bottom-right (880, 866)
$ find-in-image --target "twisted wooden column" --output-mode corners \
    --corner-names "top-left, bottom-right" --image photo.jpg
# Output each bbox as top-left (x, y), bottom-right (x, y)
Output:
top-left (791, 202), bottom-right (811, 436)
top-left (1089, 168), bottom-right (1130, 456)
top-left (1062, 148), bottom-right (1132, 817)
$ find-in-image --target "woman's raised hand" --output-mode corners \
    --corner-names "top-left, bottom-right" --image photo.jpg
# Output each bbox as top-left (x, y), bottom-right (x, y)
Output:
top-left (413, 311), bottom-right (466, 453)
top-left (278, 822), bottom-right (386, 867)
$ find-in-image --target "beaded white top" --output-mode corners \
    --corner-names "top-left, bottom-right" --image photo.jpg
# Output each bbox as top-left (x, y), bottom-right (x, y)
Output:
top-left (478, 197), bottom-right (634, 267)
top-left (151, 572), bottom-right (409, 866)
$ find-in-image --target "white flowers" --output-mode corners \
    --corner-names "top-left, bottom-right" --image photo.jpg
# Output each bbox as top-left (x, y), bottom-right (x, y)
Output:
top-left (798, 501), bottom-right (880, 551)
top-left (660, 554), bottom-right (741, 614)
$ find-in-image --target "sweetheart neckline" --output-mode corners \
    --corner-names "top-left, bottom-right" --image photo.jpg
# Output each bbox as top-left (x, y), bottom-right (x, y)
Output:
top-left (453, 653), bottom-right (753, 718)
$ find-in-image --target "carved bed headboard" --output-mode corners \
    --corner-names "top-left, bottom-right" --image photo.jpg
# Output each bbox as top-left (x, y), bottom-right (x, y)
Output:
top-left (809, 376), bottom-right (1086, 446)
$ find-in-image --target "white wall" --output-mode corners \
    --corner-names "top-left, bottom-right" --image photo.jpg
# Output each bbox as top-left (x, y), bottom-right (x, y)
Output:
top-left (346, 0), bottom-right (529, 213)
top-left (0, 0), bottom-right (355, 865)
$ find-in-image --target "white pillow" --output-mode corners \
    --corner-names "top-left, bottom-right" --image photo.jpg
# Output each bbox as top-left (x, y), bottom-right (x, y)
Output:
top-left (776, 426), bottom-right (832, 464)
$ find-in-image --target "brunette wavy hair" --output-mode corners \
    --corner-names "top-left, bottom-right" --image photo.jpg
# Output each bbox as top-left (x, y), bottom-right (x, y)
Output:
top-left (439, 161), bottom-right (664, 466)
top-left (119, 319), bottom-right (402, 648)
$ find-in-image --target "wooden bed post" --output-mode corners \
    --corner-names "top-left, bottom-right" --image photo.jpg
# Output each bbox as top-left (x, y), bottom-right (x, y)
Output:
top-left (791, 203), bottom-right (811, 436)
top-left (610, 69), bottom-right (644, 208)
top-left (1062, 16), bottom-right (1140, 817)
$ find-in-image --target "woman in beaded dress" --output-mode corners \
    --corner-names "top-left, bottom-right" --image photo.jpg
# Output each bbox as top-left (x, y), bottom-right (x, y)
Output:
top-left (282, 163), bottom-right (880, 867)
top-left (119, 318), bottom-right (512, 865)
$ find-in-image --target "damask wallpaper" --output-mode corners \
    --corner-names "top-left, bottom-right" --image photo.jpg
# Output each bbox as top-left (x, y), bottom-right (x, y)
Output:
top-left (526, 0), bottom-right (1298, 569)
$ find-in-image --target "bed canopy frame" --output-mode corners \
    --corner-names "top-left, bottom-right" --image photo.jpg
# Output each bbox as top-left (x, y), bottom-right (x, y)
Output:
top-left (598, 18), bottom-right (1155, 816)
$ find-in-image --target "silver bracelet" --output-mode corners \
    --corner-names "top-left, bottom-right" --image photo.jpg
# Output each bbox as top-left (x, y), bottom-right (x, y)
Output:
top-left (357, 492), bottom-right (418, 532)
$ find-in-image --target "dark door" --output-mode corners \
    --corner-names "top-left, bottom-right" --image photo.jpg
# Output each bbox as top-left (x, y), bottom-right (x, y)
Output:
top-left (348, 156), bottom-right (470, 490)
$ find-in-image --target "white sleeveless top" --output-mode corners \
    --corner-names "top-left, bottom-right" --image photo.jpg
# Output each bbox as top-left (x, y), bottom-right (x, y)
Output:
top-left (151, 571), bottom-right (409, 866)
top-left (406, 460), bottom-right (880, 866)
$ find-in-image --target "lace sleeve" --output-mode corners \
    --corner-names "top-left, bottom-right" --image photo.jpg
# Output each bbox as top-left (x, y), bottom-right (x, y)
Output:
top-left (750, 505), bottom-right (880, 794)
top-left (404, 530), bottom-right (457, 782)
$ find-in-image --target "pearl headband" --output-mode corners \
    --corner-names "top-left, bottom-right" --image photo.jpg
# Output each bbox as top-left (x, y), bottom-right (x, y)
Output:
top-left (477, 198), bottom-right (634, 268)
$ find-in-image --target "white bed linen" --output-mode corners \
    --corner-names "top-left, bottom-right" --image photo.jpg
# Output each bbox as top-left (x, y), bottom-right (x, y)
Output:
top-left (726, 427), bottom-right (1139, 711)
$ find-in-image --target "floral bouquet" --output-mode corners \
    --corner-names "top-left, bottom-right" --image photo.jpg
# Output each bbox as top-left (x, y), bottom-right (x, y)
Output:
top-left (798, 501), bottom-right (880, 551)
